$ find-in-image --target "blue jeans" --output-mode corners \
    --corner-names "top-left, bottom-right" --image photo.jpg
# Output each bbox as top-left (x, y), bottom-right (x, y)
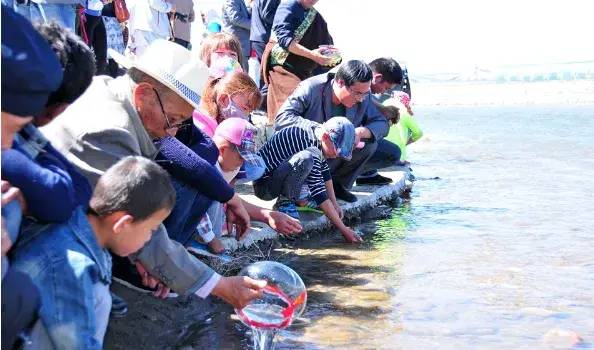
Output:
top-left (15, 2), bottom-right (77, 32)
top-left (1, 199), bottom-right (22, 243)
top-left (163, 179), bottom-right (213, 246)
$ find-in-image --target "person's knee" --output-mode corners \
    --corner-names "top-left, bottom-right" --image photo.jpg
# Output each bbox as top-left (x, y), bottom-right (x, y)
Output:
top-left (293, 149), bottom-right (315, 174)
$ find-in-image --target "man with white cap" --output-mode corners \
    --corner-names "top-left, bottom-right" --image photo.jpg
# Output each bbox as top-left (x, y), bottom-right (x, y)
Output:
top-left (42, 39), bottom-right (267, 308)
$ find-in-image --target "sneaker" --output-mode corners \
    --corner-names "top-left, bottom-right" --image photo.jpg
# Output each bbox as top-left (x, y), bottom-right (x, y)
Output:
top-left (273, 199), bottom-right (300, 219)
top-left (333, 182), bottom-right (358, 203)
top-left (356, 174), bottom-right (393, 186)
top-left (110, 292), bottom-right (128, 318)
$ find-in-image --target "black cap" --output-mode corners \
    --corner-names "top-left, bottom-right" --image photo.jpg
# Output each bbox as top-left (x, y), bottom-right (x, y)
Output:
top-left (1, 5), bottom-right (63, 117)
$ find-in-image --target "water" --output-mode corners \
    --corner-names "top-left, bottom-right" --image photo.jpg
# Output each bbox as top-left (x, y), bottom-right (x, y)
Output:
top-left (179, 104), bottom-right (594, 349)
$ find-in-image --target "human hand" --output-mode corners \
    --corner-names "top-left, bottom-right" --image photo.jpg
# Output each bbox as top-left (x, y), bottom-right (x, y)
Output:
top-left (267, 210), bottom-right (302, 236)
top-left (1, 222), bottom-right (12, 256)
top-left (226, 195), bottom-right (251, 238)
top-left (135, 261), bottom-right (171, 299)
top-left (1, 181), bottom-right (27, 212)
top-left (311, 48), bottom-right (333, 67)
top-left (340, 226), bottom-right (363, 243)
top-left (354, 127), bottom-right (369, 146)
top-left (211, 275), bottom-right (267, 309)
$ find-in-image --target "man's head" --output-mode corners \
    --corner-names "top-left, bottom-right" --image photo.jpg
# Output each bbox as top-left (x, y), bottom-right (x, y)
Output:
top-left (213, 118), bottom-right (262, 172)
top-left (318, 117), bottom-right (356, 160)
top-left (369, 58), bottom-right (403, 94)
top-left (129, 68), bottom-right (195, 138)
top-left (113, 39), bottom-right (209, 139)
top-left (89, 156), bottom-right (175, 257)
top-left (332, 60), bottom-right (373, 108)
top-left (34, 22), bottom-right (96, 126)
top-left (1, 5), bottom-right (63, 148)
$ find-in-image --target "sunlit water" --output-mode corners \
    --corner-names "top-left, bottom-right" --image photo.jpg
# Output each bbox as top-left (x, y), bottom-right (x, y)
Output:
top-left (179, 104), bottom-right (594, 349)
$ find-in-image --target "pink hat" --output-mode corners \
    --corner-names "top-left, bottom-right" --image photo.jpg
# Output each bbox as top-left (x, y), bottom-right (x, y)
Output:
top-left (214, 118), bottom-right (263, 167)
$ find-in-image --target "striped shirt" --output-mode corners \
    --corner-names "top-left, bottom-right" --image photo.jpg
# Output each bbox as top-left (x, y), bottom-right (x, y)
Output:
top-left (258, 122), bottom-right (332, 204)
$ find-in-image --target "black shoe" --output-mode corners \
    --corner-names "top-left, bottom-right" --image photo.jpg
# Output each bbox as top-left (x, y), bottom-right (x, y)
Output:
top-left (110, 292), bottom-right (128, 318)
top-left (333, 182), bottom-right (358, 203)
top-left (356, 174), bottom-right (393, 186)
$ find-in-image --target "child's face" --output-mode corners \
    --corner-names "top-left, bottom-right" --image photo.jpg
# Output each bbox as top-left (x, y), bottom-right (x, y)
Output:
top-left (210, 46), bottom-right (239, 66)
top-left (218, 141), bottom-right (244, 172)
top-left (110, 208), bottom-right (171, 257)
top-left (320, 133), bottom-right (339, 159)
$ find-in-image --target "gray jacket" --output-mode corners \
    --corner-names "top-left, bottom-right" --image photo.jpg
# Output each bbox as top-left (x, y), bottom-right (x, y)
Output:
top-left (41, 75), bottom-right (216, 296)
top-left (275, 73), bottom-right (389, 142)
top-left (222, 0), bottom-right (251, 58)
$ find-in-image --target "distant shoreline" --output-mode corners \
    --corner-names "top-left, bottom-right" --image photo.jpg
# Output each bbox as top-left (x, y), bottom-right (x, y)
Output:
top-left (412, 80), bottom-right (594, 106)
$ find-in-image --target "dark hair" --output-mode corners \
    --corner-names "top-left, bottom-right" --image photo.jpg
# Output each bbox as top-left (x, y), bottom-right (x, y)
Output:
top-left (90, 156), bottom-right (176, 221)
top-left (35, 22), bottom-right (96, 105)
top-left (369, 57), bottom-right (403, 85)
top-left (335, 60), bottom-right (373, 87)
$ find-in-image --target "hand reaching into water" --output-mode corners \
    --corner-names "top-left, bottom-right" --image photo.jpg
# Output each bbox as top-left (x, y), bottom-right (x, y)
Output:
top-left (340, 226), bottom-right (363, 243)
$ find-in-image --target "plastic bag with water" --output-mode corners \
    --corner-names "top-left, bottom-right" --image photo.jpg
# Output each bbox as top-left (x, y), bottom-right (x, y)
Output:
top-left (235, 261), bottom-right (307, 350)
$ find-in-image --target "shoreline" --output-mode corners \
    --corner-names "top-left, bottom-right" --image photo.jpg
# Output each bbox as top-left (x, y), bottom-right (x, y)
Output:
top-left (104, 168), bottom-right (412, 349)
top-left (412, 80), bottom-right (594, 106)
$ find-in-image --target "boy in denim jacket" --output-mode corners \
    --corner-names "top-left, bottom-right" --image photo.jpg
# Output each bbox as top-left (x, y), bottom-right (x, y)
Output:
top-left (10, 156), bottom-right (176, 349)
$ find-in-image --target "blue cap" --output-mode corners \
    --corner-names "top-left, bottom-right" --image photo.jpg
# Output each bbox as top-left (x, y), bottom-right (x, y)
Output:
top-left (1, 5), bottom-right (63, 117)
top-left (323, 117), bottom-right (356, 160)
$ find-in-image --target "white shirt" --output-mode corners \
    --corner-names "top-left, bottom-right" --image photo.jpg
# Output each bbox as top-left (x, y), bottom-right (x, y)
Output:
top-left (128, 0), bottom-right (173, 38)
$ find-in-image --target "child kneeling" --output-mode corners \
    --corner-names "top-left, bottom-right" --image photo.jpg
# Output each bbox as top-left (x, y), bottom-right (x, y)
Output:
top-left (10, 156), bottom-right (175, 349)
top-left (196, 118), bottom-right (302, 253)
top-left (254, 117), bottom-right (363, 243)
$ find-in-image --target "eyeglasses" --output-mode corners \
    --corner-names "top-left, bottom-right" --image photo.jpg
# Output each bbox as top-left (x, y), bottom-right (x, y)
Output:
top-left (345, 85), bottom-right (370, 100)
top-left (153, 88), bottom-right (185, 131)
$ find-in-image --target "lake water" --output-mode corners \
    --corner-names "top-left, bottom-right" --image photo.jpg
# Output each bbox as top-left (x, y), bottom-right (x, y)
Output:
top-left (180, 104), bottom-right (594, 349)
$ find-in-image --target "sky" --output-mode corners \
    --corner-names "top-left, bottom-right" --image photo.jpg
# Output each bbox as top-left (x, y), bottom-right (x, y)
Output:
top-left (316, 0), bottom-right (594, 74)
top-left (196, 0), bottom-right (594, 74)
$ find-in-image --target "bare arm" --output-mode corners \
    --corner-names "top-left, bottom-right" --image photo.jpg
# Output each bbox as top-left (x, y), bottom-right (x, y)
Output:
top-left (241, 198), bottom-right (302, 235)
top-left (319, 199), bottom-right (362, 243)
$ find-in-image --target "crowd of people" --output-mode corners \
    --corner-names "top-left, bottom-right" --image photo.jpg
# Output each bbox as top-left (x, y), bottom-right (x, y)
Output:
top-left (1, 0), bottom-right (422, 348)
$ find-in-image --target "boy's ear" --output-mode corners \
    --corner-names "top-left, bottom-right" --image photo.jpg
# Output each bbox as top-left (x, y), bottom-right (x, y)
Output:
top-left (373, 73), bottom-right (383, 83)
top-left (113, 213), bottom-right (135, 235)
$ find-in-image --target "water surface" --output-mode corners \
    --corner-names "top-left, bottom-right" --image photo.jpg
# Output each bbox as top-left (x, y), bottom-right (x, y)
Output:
top-left (180, 104), bottom-right (594, 349)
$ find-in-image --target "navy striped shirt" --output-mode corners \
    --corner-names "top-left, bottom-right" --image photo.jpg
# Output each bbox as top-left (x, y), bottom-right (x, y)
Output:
top-left (258, 122), bottom-right (331, 204)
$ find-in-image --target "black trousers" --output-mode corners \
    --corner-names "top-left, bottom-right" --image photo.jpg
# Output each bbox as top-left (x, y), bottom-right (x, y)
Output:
top-left (85, 14), bottom-right (107, 75)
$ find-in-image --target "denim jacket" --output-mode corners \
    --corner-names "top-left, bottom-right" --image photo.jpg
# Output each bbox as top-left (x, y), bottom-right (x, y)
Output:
top-left (11, 207), bottom-right (112, 350)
